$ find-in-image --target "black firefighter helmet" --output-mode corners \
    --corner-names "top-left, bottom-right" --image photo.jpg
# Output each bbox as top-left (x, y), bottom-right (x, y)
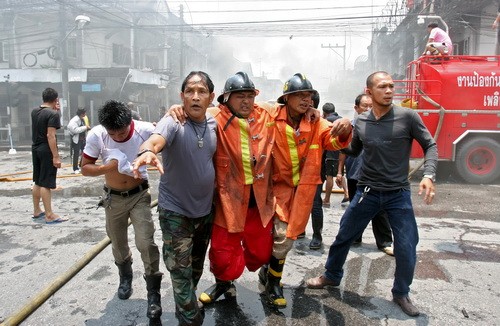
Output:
top-left (312, 92), bottom-right (320, 109)
top-left (217, 71), bottom-right (260, 104)
top-left (277, 73), bottom-right (318, 104)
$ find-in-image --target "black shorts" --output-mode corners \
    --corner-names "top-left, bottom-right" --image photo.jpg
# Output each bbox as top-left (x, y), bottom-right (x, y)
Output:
top-left (32, 144), bottom-right (57, 189)
top-left (324, 159), bottom-right (339, 177)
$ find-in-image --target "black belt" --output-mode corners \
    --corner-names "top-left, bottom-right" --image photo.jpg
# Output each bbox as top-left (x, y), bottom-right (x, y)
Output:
top-left (104, 181), bottom-right (149, 197)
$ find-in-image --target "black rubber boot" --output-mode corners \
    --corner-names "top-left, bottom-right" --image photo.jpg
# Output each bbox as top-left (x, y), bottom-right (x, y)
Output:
top-left (176, 305), bottom-right (204, 326)
top-left (115, 259), bottom-right (133, 300)
top-left (310, 218), bottom-right (323, 249)
top-left (310, 208), bottom-right (323, 250)
top-left (198, 278), bottom-right (236, 304)
top-left (258, 265), bottom-right (268, 286)
top-left (309, 236), bottom-right (322, 250)
top-left (265, 256), bottom-right (286, 309)
top-left (144, 272), bottom-right (163, 319)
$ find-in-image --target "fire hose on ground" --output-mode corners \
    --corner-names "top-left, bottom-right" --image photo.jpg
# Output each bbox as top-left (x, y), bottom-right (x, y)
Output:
top-left (0, 199), bottom-right (159, 326)
top-left (408, 87), bottom-right (446, 179)
top-left (0, 165), bottom-right (157, 182)
top-left (2, 102), bottom-right (436, 324)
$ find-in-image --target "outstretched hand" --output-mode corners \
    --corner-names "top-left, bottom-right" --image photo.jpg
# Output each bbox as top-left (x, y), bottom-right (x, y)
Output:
top-left (133, 152), bottom-right (164, 177)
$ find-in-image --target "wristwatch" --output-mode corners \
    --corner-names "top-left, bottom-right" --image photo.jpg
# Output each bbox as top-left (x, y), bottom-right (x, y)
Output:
top-left (137, 148), bottom-right (154, 157)
top-left (423, 174), bottom-right (435, 182)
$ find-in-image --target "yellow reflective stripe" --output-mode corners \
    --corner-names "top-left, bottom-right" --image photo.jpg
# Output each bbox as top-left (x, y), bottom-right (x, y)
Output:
top-left (330, 137), bottom-right (341, 150)
top-left (239, 119), bottom-right (253, 185)
top-left (269, 267), bottom-right (283, 278)
top-left (309, 144), bottom-right (319, 149)
top-left (285, 125), bottom-right (300, 186)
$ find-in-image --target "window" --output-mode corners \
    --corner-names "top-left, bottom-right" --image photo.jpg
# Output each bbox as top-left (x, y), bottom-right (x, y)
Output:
top-left (0, 41), bottom-right (9, 62)
top-left (113, 43), bottom-right (131, 65)
top-left (67, 37), bottom-right (77, 58)
top-left (144, 54), bottom-right (159, 70)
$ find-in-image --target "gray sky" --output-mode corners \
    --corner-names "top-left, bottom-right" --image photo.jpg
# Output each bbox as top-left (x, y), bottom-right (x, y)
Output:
top-left (167, 0), bottom-right (392, 93)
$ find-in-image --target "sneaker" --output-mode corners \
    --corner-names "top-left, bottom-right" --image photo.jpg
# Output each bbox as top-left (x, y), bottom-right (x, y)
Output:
top-left (380, 246), bottom-right (394, 256)
top-left (297, 232), bottom-right (306, 239)
top-left (73, 169), bottom-right (81, 174)
top-left (393, 296), bottom-right (420, 316)
top-left (340, 197), bottom-right (349, 207)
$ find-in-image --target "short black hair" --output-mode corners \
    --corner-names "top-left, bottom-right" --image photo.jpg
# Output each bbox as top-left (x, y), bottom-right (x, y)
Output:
top-left (312, 92), bottom-right (320, 109)
top-left (76, 107), bottom-right (86, 116)
top-left (98, 100), bottom-right (132, 130)
top-left (181, 71), bottom-right (214, 93)
top-left (42, 88), bottom-right (58, 103)
top-left (427, 22), bottom-right (439, 28)
top-left (322, 102), bottom-right (335, 113)
top-left (366, 71), bottom-right (391, 88)
top-left (131, 110), bottom-right (142, 120)
top-left (355, 94), bottom-right (371, 106)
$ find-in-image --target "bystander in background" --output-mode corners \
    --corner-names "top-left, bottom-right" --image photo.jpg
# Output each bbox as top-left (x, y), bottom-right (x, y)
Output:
top-left (30, 88), bottom-right (67, 224)
top-left (423, 22), bottom-right (453, 55)
top-left (67, 107), bottom-right (90, 174)
top-left (492, 4), bottom-right (500, 54)
top-left (321, 102), bottom-right (348, 208)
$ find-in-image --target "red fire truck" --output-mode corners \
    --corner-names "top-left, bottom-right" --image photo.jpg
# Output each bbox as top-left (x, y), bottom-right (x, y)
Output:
top-left (395, 55), bottom-right (500, 184)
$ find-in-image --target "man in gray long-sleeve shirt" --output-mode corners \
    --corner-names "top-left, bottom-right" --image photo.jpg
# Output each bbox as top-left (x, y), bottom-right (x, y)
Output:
top-left (306, 71), bottom-right (438, 317)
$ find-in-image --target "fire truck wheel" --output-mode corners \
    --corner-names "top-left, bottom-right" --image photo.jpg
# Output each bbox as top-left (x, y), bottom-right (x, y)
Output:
top-left (455, 137), bottom-right (500, 184)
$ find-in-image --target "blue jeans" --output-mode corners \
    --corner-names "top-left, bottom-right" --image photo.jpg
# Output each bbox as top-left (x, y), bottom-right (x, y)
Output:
top-left (324, 186), bottom-right (419, 297)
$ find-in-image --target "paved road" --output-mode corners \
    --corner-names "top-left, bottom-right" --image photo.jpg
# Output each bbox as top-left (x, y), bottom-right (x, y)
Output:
top-left (0, 151), bottom-right (499, 325)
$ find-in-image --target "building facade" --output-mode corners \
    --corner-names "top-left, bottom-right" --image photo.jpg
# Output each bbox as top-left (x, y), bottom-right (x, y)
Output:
top-left (0, 0), bottom-right (211, 144)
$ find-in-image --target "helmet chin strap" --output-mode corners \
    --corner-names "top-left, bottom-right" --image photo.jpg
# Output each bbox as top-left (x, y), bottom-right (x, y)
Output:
top-left (223, 94), bottom-right (244, 131)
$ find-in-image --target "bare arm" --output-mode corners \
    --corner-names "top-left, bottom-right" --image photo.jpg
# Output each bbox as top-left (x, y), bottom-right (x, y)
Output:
top-left (47, 127), bottom-right (61, 168)
top-left (493, 13), bottom-right (500, 29)
top-left (336, 152), bottom-right (346, 187)
top-left (81, 155), bottom-right (118, 177)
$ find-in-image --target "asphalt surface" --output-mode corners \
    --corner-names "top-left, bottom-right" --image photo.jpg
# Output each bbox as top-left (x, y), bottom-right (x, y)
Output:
top-left (0, 150), bottom-right (499, 326)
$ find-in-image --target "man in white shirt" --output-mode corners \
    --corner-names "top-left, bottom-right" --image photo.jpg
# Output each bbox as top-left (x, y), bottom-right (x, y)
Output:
top-left (67, 108), bottom-right (90, 173)
top-left (81, 100), bottom-right (162, 324)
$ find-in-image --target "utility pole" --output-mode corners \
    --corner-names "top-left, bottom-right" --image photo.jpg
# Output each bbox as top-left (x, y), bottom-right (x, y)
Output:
top-left (179, 5), bottom-right (184, 78)
top-left (59, 3), bottom-right (69, 126)
top-left (321, 42), bottom-right (346, 71)
top-left (3, 74), bottom-right (10, 114)
top-left (4, 74), bottom-right (11, 121)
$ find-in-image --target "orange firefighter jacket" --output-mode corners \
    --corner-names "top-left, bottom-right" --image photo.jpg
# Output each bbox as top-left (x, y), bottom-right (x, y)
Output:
top-left (209, 104), bottom-right (276, 233)
top-left (272, 106), bottom-right (351, 238)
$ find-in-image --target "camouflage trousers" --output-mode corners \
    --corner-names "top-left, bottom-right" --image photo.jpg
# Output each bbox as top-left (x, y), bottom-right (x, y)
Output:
top-left (158, 207), bottom-right (213, 325)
